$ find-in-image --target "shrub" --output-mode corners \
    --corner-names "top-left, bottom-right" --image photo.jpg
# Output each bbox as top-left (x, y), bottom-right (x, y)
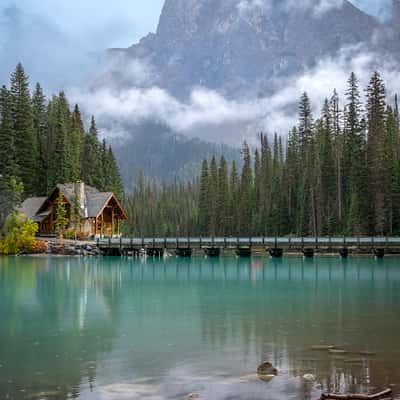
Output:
top-left (31, 240), bottom-right (48, 254)
top-left (64, 230), bottom-right (77, 240)
top-left (76, 232), bottom-right (89, 241)
top-left (0, 212), bottom-right (38, 255)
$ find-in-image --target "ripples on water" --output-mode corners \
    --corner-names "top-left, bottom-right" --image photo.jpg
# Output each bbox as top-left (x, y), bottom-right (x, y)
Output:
top-left (0, 256), bottom-right (399, 400)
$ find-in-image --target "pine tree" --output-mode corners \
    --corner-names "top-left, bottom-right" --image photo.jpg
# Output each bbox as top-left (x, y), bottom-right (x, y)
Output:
top-left (32, 83), bottom-right (48, 194)
top-left (208, 156), bottom-right (218, 236)
top-left (10, 63), bottom-right (38, 196)
top-left (198, 159), bottom-right (209, 235)
top-left (103, 143), bottom-right (123, 198)
top-left (217, 156), bottom-right (229, 236)
top-left (229, 160), bottom-right (239, 236)
top-left (366, 71), bottom-right (387, 234)
top-left (286, 127), bottom-right (299, 233)
top-left (297, 93), bottom-right (314, 235)
top-left (239, 142), bottom-right (253, 235)
top-left (81, 116), bottom-right (104, 189)
top-left (344, 73), bottom-right (368, 234)
top-left (0, 86), bottom-right (20, 227)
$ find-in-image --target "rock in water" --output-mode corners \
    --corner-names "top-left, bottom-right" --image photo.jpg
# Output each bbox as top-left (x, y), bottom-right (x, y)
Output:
top-left (257, 361), bottom-right (278, 382)
top-left (257, 361), bottom-right (278, 375)
top-left (311, 345), bottom-right (335, 351)
top-left (258, 374), bottom-right (276, 383)
top-left (186, 394), bottom-right (201, 400)
top-left (328, 349), bottom-right (348, 354)
top-left (303, 374), bottom-right (316, 382)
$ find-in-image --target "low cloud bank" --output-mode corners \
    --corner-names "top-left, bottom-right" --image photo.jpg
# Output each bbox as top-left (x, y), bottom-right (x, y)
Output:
top-left (71, 45), bottom-right (400, 146)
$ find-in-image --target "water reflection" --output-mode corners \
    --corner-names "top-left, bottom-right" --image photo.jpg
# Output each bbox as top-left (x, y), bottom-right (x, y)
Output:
top-left (0, 256), bottom-right (399, 399)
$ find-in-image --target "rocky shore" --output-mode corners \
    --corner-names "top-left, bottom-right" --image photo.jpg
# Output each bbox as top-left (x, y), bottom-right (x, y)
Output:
top-left (42, 239), bottom-right (101, 257)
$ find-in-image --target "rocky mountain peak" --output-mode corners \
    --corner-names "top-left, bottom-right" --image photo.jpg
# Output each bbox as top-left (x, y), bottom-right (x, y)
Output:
top-left (116, 0), bottom-right (380, 99)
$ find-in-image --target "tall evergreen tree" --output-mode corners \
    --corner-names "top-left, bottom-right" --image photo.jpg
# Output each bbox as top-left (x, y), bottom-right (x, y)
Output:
top-left (208, 156), bottom-right (218, 236)
top-left (32, 83), bottom-right (48, 194)
top-left (81, 116), bottom-right (104, 189)
top-left (10, 63), bottom-right (37, 196)
top-left (217, 156), bottom-right (229, 236)
top-left (198, 160), bottom-right (210, 235)
top-left (366, 71), bottom-right (387, 234)
top-left (239, 142), bottom-right (253, 235)
top-left (0, 86), bottom-right (20, 227)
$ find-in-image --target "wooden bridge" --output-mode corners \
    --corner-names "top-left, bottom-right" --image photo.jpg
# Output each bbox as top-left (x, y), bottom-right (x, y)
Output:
top-left (96, 237), bottom-right (400, 258)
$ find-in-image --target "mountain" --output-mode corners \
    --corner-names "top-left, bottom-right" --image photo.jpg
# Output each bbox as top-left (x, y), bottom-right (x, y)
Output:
top-left (110, 0), bottom-right (386, 99)
top-left (113, 122), bottom-right (239, 189)
top-left (104, 0), bottom-right (400, 185)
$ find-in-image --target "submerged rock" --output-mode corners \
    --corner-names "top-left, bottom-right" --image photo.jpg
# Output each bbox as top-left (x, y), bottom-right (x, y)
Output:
top-left (303, 374), bottom-right (316, 381)
top-left (257, 361), bottom-right (278, 376)
top-left (257, 361), bottom-right (278, 382)
top-left (258, 374), bottom-right (276, 383)
top-left (358, 351), bottom-right (376, 356)
top-left (186, 394), bottom-right (201, 400)
top-left (310, 345), bottom-right (335, 351)
top-left (344, 358), bottom-right (364, 364)
top-left (328, 349), bottom-right (348, 355)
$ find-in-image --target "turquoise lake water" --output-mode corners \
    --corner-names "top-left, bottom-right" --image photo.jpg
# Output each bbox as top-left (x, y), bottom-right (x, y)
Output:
top-left (0, 255), bottom-right (399, 400)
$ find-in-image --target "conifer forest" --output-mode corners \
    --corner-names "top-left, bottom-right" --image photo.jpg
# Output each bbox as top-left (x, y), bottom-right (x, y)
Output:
top-left (123, 72), bottom-right (400, 238)
top-left (0, 64), bottom-right (123, 227)
top-left (1, 65), bottom-right (399, 238)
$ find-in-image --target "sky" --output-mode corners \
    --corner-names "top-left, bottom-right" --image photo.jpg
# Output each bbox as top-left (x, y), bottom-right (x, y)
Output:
top-left (0, 0), bottom-right (392, 90)
top-left (0, 0), bottom-right (396, 145)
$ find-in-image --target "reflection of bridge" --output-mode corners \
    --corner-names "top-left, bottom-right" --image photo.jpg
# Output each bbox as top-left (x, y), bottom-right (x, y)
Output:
top-left (96, 237), bottom-right (400, 258)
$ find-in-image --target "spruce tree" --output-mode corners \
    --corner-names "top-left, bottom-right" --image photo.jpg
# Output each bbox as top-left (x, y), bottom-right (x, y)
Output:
top-left (10, 63), bottom-right (38, 196)
top-left (0, 86), bottom-right (20, 227)
top-left (239, 142), bottom-right (254, 235)
top-left (229, 160), bottom-right (239, 236)
top-left (366, 71), bottom-right (387, 234)
top-left (217, 156), bottom-right (229, 236)
top-left (32, 83), bottom-right (48, 194)
top-left (208, 156), bottom-right (218, 236)
top-left (81, 116), bottom-right (104, 189)
top-left (344, 73), bottom-right (368, 234)
top-left (198, 159), bottom-right (209, 235)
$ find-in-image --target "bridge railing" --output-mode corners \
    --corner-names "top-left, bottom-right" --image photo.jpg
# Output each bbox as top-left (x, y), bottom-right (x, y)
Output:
top-left (96, 237), bottom-right (400, 247)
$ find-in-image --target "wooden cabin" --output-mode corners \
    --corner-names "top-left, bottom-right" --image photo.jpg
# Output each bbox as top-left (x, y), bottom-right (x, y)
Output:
top-left (21, 182), bottom-right (127, 237)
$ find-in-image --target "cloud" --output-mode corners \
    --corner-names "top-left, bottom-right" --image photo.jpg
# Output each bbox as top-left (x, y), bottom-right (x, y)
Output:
top-left (70, 44), bottom-right (400, 147)
top-left (237, 0), bottom-right (345, 18)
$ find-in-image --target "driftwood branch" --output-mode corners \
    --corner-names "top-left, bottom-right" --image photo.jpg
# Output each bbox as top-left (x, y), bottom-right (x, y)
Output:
top-left (320, 389), bottom-right (392, 400)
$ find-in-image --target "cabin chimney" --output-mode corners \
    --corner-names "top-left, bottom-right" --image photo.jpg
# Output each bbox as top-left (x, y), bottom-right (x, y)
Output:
top-left (75, 181), bottom-right (88, 218)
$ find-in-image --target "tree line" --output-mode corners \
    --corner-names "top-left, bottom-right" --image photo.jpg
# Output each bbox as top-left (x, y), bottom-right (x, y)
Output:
top-left (124, 71), bottom-right (400, 237)
top-left (0, 63), bottom-right (123, 227)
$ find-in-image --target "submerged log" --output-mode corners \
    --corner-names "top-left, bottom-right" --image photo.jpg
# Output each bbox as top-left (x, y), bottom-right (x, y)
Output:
top-left (320, 389), bottom-right (392, 400)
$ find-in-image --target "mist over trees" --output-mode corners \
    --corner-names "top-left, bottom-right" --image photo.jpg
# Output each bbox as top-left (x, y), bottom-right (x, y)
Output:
top-left (124, 72), bottom-right (400, 237)
top-left (0, 64), bottom-right (123, 228)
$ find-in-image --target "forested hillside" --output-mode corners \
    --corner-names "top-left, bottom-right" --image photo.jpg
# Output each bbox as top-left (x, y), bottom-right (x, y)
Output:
top-left (0, 64), bottom-right (123, 227)
top-left (124, 72), bottom-right (400, 237)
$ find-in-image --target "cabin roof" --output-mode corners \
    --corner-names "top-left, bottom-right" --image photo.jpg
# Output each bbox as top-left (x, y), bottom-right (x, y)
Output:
top-left (20, 197), bottom-right (47, 219)
top-left (54, 183), bottom-right (126, 219)
top-left (23, 183), bottom-right (127, 222)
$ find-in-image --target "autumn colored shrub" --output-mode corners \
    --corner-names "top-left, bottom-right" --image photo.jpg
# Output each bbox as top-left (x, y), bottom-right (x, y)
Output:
top-left (0, 212), bottom-right (38, 255)
top-left (31, 240), bottom-right (48, 254)
top-left (76, 232), bottom-right (89, 241)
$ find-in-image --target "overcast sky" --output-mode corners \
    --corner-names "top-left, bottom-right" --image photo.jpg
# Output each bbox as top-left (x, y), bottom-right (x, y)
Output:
top-left (0, 0), bottom-right (392, 91)
top-left (0, 0), bottom-right (392, 49)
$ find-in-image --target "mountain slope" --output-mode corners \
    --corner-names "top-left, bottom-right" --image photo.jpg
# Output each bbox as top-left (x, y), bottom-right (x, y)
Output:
top-left (111, 0), bottom-right (380, 98)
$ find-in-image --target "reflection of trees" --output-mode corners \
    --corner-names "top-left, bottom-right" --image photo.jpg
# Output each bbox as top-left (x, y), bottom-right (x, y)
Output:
top-left (0, 257), bottom-right (124, 399)
top-left (195, 257), bottom-right (400, 397)
top-left (0, 256), bottom-right (399, 399)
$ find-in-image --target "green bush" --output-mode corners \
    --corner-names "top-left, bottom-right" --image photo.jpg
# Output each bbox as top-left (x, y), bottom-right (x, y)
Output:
top-left (0, 212), bottom-right (38, 255)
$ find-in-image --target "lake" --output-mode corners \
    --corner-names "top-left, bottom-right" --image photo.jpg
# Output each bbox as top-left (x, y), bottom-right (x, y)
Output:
top-left (0, 255), bottom-right (399, 400)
